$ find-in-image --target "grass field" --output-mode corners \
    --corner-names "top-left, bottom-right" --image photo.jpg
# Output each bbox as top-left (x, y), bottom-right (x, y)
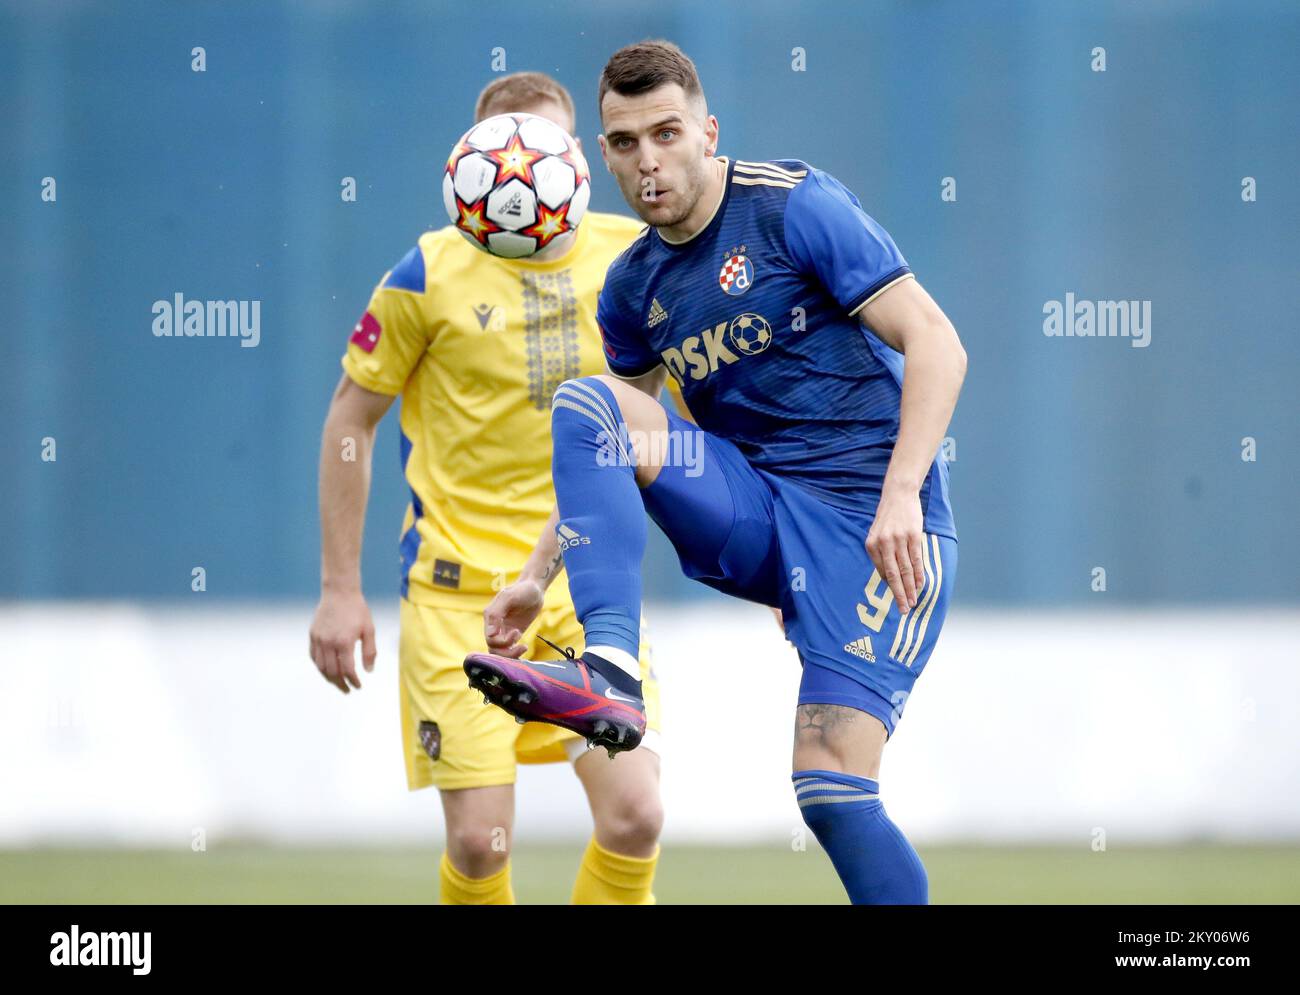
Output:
top-left (4, 844), bottom-right (1298, 904)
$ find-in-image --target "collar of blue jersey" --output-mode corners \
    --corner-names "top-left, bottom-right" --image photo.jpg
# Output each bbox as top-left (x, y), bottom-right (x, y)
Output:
top-left (654, 155), bottom-right (734, 250)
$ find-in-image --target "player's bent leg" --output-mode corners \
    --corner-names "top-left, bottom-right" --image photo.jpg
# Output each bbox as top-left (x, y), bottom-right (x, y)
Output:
top-left (466, 377), bottom-right (780, 754)
top-left (549, 376), bottom-right (656, 672)
top-left (437, 785), bottom-right (516, 904)
top-left (467, 376), bottom-right (694, 756)
top-left (570, 745), bottom-right (663, 904)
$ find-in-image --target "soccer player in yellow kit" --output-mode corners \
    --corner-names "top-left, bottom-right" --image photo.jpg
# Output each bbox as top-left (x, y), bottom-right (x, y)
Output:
top-left (308, 73), bottom-right (664, 904)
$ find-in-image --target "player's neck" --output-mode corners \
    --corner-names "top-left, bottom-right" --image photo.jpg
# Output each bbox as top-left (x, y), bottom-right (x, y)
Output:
top-left (658, 156), bottom-right (727, 244)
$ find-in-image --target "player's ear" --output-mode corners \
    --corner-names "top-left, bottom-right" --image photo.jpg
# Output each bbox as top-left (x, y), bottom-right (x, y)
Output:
top-left (703, 114), bottom-right (719, 157)
top-left (596, 133), bottom-right (611, 169)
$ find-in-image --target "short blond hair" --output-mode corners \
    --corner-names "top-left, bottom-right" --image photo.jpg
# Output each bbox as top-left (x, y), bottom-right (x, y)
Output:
top-left (475, 72), bottom-right (576, 126)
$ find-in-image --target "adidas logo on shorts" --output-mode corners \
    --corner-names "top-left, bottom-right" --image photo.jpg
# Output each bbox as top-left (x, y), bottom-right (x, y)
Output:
top-left (843, 635), bottom-right (876, 663)
top-left (557, 523), bottom-right (591, 550)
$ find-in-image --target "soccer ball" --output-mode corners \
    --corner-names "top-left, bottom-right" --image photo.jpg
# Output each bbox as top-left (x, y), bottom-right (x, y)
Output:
top-left (729, 312), bottom-right (773, 355)
top-left (442, 113), bottom-right (591, 259)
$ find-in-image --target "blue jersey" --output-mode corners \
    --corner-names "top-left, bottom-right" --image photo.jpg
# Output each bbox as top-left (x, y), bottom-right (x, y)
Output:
top-left (596, 156), bottom-right (956, 539)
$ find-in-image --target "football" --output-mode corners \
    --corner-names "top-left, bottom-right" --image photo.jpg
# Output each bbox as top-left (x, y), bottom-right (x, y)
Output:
top-left (442, 112), bottom-right (591, 259)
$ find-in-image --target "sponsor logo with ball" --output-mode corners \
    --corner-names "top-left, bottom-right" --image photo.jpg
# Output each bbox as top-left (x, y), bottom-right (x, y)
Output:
top-left (728, 312), bottom-right (772, 355)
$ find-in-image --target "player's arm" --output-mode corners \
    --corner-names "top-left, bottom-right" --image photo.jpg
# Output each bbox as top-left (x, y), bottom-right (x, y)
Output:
top-left (309, 374), bottom-right (394, 693)
top-left (858, 277), bottom-right (967, 611)
top-left (484, 504), bottom-right (564, 658)
top-left (310, 251), bottom-right (429, 691)
top-left (784, 167), bottom-right (967, 612)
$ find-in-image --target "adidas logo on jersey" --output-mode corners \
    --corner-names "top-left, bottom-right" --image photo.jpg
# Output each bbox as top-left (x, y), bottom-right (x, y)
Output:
top-left (843, 635), bottom-right (876, 663)
top-left (556, 524), bottom-right (591, 550)
top-left (647, 298), bottom-right (669, 328)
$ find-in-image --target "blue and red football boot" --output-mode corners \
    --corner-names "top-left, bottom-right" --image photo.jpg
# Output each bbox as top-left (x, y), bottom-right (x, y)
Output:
top-left (464, 637), bottom-right (645, 758)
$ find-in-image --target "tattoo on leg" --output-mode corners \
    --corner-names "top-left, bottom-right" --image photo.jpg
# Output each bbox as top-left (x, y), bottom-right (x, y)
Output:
top-left (796, 703), bottom-right (858, 742)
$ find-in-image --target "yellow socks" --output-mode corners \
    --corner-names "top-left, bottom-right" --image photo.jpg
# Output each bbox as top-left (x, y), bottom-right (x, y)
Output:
top-left (439, 840), bottom-right (659, 904)
top-left (571, 836), bottom-right (659, 905)
top-left (439, 851), bottom-right (515, 905)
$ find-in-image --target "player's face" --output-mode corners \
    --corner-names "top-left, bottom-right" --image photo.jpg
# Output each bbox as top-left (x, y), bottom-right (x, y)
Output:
top-left (598, 83), bottom-right (719, 230)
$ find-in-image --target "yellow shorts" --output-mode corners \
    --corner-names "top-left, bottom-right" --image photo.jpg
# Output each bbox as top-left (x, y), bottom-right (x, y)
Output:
top-left (399, 597), bottom-right (662, 791)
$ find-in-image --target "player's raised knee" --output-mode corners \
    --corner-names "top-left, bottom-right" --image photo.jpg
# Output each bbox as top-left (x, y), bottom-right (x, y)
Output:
top-left (552, 376), bottom-right (615, 418)
top-left (592, 375), bottom-right (669, 438)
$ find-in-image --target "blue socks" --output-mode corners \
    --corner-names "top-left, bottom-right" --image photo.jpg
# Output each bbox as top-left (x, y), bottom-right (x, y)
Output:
top-left (550, 378), bottom-right (645, 662)
top-left (793, 769), bottom-right (929, 904)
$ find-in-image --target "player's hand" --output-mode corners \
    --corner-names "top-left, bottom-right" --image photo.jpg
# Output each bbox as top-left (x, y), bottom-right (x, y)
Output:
top-left (309, 588), bottom-right (377, 694)
top-left (484, 579), bottom-right (545, 658)
top-left (865, 487), bottom-right (926, 614)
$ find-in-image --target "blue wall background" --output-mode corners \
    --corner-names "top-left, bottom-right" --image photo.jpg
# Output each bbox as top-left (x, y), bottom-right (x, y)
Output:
top-left (2, 0), bottom-right (1296, 604)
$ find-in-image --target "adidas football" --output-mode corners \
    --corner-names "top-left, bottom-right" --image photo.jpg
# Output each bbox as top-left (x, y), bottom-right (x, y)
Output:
top-left (442, 113), bottom-right (591, 259)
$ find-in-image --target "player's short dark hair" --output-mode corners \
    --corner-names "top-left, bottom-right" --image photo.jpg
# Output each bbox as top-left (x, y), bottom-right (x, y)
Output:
top-left (598, 40), bottom-right (705, 117)
top-left (475, 72), bottom-right (576, 126)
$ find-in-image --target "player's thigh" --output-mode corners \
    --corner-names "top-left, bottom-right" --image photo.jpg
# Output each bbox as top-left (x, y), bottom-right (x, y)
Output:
top-left (557, 375), bottom-right (670, 488)
top-left (792, 700), bottom-right (888, 780)
top-left (398, 599), bottom-right (528, 792)
top-left (589, 374), bottom-right (669, 469)
top-left (637, 404), bottom-right (783, 606)
top-left (775, 488), bottom-right (959, 742)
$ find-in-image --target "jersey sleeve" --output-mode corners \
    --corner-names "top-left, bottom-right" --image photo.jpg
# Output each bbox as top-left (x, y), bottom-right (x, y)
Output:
top-left (596, 281), bottom-right (661, 379)
top-left (340, 245), bottom-right (430, 395)
top-left (784, 168), bottom-right (913, 316)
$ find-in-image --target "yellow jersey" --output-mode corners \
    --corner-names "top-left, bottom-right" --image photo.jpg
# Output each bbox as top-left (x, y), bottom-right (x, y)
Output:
top-left (342, 212), bottom-right (649, 610)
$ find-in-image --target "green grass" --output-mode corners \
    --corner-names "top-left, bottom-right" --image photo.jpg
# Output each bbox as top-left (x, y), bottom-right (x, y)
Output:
top-left (4, 844), bottom-right (1297, 904)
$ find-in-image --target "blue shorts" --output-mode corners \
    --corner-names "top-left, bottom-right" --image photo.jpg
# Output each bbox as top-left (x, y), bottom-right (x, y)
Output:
top-left (641, 407), bottom-right (957, 738)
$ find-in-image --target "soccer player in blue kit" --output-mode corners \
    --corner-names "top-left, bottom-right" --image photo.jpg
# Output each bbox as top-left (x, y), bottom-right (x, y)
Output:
top-left (467, 40), bottom-right (968, 904)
